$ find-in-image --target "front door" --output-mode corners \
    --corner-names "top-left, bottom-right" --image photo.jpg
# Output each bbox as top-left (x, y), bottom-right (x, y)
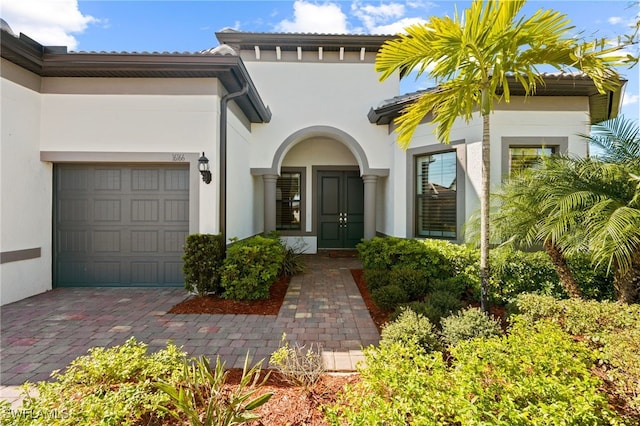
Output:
top-left (317, 170), bottom-right (364, 248)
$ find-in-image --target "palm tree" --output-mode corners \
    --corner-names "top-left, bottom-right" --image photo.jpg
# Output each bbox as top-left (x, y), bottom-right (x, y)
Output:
top-left (535, 156), bottom-right (640, 303)
top-left (582, 116), bottom-right (640, 163)
top-left (492, 165), bottom-right (584, 298)
top-left (375, 0), bottom-right (626, 311)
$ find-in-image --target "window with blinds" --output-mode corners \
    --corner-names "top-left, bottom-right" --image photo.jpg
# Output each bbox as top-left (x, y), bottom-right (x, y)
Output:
top-left (416, 151), bottom-right (457, 239)
top-left (509, 146), bottom-right (556, 175)
top-left (276, 171), bottom-right (302, 231)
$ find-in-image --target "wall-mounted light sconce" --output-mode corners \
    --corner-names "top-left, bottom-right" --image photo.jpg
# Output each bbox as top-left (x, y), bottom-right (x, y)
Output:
top-left (198, 152), bottom-right (212, 184)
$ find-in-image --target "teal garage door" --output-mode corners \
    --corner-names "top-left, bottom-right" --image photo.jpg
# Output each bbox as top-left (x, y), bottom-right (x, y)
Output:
top-left (54, 164), bottom-right (189, 287)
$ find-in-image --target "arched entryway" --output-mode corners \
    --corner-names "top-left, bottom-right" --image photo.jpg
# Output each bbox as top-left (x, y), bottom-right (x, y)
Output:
top-left (251, 126), bottom-right (388, 251)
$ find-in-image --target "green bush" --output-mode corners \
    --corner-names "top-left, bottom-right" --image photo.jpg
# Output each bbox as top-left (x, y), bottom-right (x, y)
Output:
top-left (440, 307), bottom-right (503, 347)
top-left (357, 237), bottom-right (454, 279)
top-left (182, 233), bottom-right (225, 296)
top-left (221, 235), bottom-right (286, 300)
top-left (566, 252), bottom-right (615, 301)
top-left (423, 290), bottom-right (465, 324)
top-left (512, 294), bottom-right (640, 422)
top-left (363, 269), bottom-right (390, 292)
top-left (10, 338), bottom-right (187, 425)
top-left (380, 307), bottom-right (441, 352)
top-left (370, 285), bottom-right (409, 311)
top-left (328, 319), bottom-right (621, 425)
top-left (389, 267), bottom-right (429, 300)
top-left (430, 275), bottom-right (469, 300)
top-left (489, 247), bottom-right (563, 303)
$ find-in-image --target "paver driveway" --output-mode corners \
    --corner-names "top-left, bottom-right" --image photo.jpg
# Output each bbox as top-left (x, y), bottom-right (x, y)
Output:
top-left (0, 254), bottom-right (379, 386)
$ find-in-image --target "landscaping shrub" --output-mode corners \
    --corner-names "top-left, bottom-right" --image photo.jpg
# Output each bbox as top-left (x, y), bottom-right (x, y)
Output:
top-left (157, 354), bottom-right (272, 426)
top-left (280, 245), bottom-right (306, 277)
top-left (380, 307), bottom-right (441, 352)
top-left (182, 233), bottom-right (225, 296)
top-left (389, 267), bottom-right (429, 300)
top-left (489, 247), bottom-right (563, 303)
top-left (421, 290), bottom-right (465, 324)
top-left (9, 338), bottom-right (187, 426)
top-left (440, 307), bottom-right (503, 347)
top-left (357, 237), bottom-right (453, 279)
top-left (328, 319), bottom-right (621, 425)
top-left (566, 252), bottom-right (615, 301)
top-left (269, 333), bottom-right (325, 387)
top-left (429, 275), bottom-right (469, 300)
top-left (221, 235), bottom-right (286, 300)
top-left (363, 269), bottom-right (390, 292)
top-left (512, 294), bottom-right (640, 422)
top-left (370, 284), bottom-right (409, 311)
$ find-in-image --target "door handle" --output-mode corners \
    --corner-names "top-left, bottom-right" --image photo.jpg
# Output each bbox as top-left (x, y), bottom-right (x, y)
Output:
top-left (338, 213), bottom-right (348, 228)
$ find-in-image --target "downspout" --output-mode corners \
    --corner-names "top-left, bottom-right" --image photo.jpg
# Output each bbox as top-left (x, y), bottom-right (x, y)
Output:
top-left (219, 83), bottom-right (249, 253)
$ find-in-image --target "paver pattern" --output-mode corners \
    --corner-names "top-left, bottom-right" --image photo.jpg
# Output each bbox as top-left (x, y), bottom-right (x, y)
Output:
top-left (0, 254), bottom-right (378, 389)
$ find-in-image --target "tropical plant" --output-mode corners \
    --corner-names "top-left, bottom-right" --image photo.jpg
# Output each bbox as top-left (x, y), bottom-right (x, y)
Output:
top-left (582, 116), bottom-right (640, 163)
top-left (490, 166), bottom-right (585, 298)
top-left (533, 156), bottom-right (640, 303)
top-left (375, 0), bottom-right (626, 311)
top-left (156, 354), bottom-right (272, 426)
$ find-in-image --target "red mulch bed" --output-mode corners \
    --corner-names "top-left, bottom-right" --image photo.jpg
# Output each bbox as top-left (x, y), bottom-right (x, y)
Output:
top-left (168, 275), bottom-right (290, 315)
top-left (350, 269), bottom-right (391, 332)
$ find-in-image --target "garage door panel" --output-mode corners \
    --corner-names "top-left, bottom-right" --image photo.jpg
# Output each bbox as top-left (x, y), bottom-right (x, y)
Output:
top-left (57, 230), bottom-right (88, 253)
top-left (94, 169), bottom-right (122, 190)
top-left (94, 199), bottom-right (122, 222)
top-left (94, 262), bottom-right (122, 283)
top-left (165, 230), bottom-right (188, 252)
top-left (131, 199), bottom-right (159, 222)
top-left (132, 169), bottom-right (160, 190)
top-left (93, 230), bottom-right (121, 252)
top-left (165, 199), bottom-right (189, 222)
top-left (131, 262), bottom-right (159, 284)
top-left (54, 164), bottom-right (188, 287)
top-left (58, 199), bottom-right (88, 222)
top-left (131, 230), bottom-right (159, 253)
top-left (165, 169), bottom-right (189, 191)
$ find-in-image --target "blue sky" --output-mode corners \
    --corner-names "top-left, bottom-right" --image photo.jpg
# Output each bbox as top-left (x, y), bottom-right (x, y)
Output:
top-left (2, 0), bottom-right (638, 122)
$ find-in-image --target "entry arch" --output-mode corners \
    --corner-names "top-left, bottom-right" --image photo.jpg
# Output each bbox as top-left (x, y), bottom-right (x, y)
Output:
top-left (251, 126), bottom-right (388, 244)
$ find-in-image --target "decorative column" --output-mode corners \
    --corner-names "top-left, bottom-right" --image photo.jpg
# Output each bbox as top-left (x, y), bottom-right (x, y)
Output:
top-left (263, 174), bottom-right (278, 233)
top-left (362, 174), bottom-right (378, 240)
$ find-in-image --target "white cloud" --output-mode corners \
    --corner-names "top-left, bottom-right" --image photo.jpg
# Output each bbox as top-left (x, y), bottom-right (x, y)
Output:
top-left (622, 93), bottom-right (639, 107)
top-left (351, 1), bottom-right (428, 34)
top-left (608, 16), bottom-right (623, 25)
top-left (0, 0), bottom-right (96, 50)
top-left (275, 1), bottom-right (348, 34)
top-left (370, 17), bottom-right (428, 35)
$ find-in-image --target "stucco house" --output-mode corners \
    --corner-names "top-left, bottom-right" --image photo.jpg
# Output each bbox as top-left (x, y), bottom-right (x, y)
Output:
top-left (0, 24), bottom-right (624, 305)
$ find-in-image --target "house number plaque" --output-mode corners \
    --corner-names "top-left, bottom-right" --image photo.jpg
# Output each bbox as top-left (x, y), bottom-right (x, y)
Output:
top-left (172, 153), bottom-right (186, 161)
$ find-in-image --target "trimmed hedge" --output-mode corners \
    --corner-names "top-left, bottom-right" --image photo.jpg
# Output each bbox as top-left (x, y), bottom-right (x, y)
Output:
top-left (221, 235), bottom-right (286, 300)
top-left (182, 233), bottom-right (225, 296)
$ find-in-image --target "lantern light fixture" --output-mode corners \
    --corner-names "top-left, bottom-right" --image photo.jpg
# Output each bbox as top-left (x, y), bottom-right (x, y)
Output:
top-left (198, 152), bottom-right (212, 184)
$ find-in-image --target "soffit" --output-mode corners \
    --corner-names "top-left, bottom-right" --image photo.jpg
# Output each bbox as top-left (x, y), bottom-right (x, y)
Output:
top-left (0, 30), bottom-right (271, 123)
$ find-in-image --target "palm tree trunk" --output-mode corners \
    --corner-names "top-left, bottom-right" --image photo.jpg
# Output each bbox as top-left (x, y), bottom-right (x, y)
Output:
top-left (543, 240), bottom-right (583, 298)
top-left (614, 250), bottom-right (640, 304)
top-left (480, 111), bottom-right (491, 313)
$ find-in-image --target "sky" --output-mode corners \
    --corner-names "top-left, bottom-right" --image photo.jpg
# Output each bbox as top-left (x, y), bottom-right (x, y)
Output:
top-left (2, 0), bottom-right (639, 122)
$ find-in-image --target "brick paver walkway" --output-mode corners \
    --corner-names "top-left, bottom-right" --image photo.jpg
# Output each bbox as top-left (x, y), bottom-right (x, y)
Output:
top-left (0, 254), bottom-right (378, 393)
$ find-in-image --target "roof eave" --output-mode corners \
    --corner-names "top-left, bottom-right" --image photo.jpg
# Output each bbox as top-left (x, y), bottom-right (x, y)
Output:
top-left (1, 29), bottom-right (271, 123)
top-left (369, 75), bottom-right (628, 126)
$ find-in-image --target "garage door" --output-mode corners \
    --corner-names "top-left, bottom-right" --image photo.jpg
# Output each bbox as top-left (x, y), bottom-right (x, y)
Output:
top-left (54, 164), bottom-right (189, 287)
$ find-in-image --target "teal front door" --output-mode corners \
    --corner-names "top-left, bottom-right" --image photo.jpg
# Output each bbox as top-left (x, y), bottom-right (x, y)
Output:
top-left (317, 171), bottom-right (364, 248)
